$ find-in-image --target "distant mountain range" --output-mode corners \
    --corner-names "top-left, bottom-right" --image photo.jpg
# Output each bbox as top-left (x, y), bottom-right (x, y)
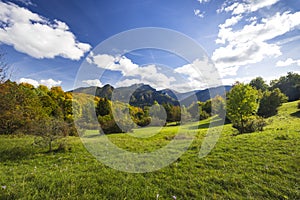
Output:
top-left (71, 84), bottom-right (232, 107)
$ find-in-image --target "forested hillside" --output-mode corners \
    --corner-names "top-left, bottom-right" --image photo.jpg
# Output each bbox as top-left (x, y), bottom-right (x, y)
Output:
top-left (0, 72), bottom-right (299, 151)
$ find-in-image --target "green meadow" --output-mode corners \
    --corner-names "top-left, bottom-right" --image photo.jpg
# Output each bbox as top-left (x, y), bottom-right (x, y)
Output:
top-left (0, 101), bottom-right (299, 199)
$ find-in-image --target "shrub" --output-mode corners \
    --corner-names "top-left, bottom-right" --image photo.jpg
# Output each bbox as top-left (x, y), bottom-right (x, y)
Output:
top-left (298, 101), bottom-right (300, 109)
top-left (136, 117), bottom-right (151, 127)
top-left (258, 88), bottom-right (288, 118)
top-left (232, 117), bottom-right (267, 134)
top-left (98, 114), bottom-right (135, 134)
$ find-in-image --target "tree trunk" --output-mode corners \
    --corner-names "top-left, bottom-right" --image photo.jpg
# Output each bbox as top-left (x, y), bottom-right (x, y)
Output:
top-left (49, 140), bottom-right (52, 152)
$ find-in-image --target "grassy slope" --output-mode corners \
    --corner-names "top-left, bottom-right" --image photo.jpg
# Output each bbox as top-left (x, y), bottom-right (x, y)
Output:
top-left (0, 102), bottom-right (299, 199)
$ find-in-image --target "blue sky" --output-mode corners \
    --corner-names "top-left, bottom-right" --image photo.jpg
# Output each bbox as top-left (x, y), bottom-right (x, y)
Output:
top-left (0, 0), bottom-right (300, 91)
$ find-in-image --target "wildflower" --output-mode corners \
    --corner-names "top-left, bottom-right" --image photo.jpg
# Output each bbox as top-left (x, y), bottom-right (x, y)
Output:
top-left (1, 186), bottom-right (6, 190)
top-left (172, 195), bottom-right (176, 200)
top-left (156, 194), bottom-right (159, 199)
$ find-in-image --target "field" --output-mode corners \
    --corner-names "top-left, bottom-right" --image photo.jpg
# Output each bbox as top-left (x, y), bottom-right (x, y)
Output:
top-left (0, 101), bottom-right (299, 199)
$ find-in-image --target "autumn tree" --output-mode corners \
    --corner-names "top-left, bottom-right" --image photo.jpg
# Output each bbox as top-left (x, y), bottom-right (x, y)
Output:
top-left (227, 83), bottom-right (259, 134)
top-left (0, 81), bottom-right (46, 134)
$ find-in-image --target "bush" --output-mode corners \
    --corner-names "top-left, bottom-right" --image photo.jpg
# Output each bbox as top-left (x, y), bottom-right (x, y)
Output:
top-left (233, 117), bottom-right (267, 134)
top-left (298, 101), bottom-right (300, 109)
top-left (136, 117), bottom-right (151, 127)
top-left (98, 114), bottom-right (135, 134)
top-left (258, 88), bottom-right (288, 118)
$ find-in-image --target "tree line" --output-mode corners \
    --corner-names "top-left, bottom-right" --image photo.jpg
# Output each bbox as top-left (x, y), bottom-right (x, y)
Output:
top-left (1, 62), bottom-right (300, 151)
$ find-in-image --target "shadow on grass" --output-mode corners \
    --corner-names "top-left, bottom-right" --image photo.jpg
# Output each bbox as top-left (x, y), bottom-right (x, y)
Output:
top-left (0, 146), bottom-right (34, 162)
top-left (290, 110), bottom-right (300, 118)
top-left (82, 133), bottom-right (103, 138)
top-left (189, 118), bottom-right (229, 130)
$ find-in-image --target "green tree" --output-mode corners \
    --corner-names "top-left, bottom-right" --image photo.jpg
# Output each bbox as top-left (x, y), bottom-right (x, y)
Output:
top-left (227, 83), bottom-right (259, 134)
top-left (149, 101), bottom-right (167, 126)
top-left (249, 77), bottom-right (269, 92)
top-left (187, 101), bottom-right (209, 121)
top-left (211, 95), bottom-right (226, 118)
top-left (271, 72), bottom-right (300, 101)
top-left (258, 88), bottom-right (288, 118)
top-left (96, 98), bottom-right (111, 116)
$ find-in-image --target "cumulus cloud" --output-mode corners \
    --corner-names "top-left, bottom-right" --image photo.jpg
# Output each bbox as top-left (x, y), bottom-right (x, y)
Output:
top-left (87, 53), bottom-right (176, 90)
top-left (174, 58), bottom-right (221, 89)
top-left (194, 9), bottom-right (205, 18)
top-left (276, 58), bottom-right (300, 67)
top-left (19, 78), bottom-right (62, 88)
top-left (0, 2), bottom-right (91, 60)
top-left (213, 11), bottom-right (300, 76)
top-left (219, 15), bottom-right (243, 29)
top-left (87, 53), bottom-right (224, 91)
top-left (19, 78), bottom-right (39, 87)
top-left (40, 79), bottom-right (62, 88)
top-left (82, 79), bottom-right (104, 87)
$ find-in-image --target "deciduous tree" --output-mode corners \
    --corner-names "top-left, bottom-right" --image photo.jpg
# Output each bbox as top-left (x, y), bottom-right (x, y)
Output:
top-left (227, 83), bottom-right (259, 134)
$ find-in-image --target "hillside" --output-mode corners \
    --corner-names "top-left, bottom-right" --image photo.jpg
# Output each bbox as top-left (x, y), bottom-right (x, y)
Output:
top-left (0, 101), bottom-right (299, 199)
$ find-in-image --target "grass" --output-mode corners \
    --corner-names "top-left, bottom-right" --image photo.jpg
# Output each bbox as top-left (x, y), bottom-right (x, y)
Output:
top-left (0, 101), bottom-right (299, 199)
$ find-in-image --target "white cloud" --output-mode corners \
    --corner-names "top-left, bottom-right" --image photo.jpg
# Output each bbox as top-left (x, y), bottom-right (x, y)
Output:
top-left (276, 58), bottom-right (300, 67)
top-left (194, 9), bottom-right (205, 18)
top-left (219, 0), bottom-right (280, 15)
top-left (88, 54), bottom-right (225, 91)
top-left (219, 15), bottom-right (243, 29)
top-left (19, 78), bottom-right (62, 88)
top-left (19, 78), bottom-right (39, 87)
top-left (247, 16), bottom-right (257, 22)
top-left (174, 58), bottom-right (222, 90)
top-left (197, 0), bottom-right (210, 3)
top-left (87, 53), bottom-right (176, 90)
top-left (40, 79), bottom-right (62, 88)
top-left (213, 11), bottom-right (300, 76)
top-left (0, 2), bottom-right (91, 60)
top-left (82, 79), bottom-right (104, 87)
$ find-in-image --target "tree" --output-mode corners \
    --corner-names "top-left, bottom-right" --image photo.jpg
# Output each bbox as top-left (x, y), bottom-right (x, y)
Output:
top-left (227, 83), bottom-right (259, 134)
top-left (32, 118), bottom-right (68, 152)
top-left (211, 95), bottom-right (226, 118)
top-left (258, 88), bottom-right (288, 118)
top-left (0, 81), bottom-right (46, 134)
top-left (149, 101), bottom-right (167, 126)
top-left (271, 72), bottom-right (300, 101)
top-left (96, 98), bottom-right (111, 116)
top-left (249, 77), bottom-right (269, 92)
top-left (187, 101), bottom-right (209, 121)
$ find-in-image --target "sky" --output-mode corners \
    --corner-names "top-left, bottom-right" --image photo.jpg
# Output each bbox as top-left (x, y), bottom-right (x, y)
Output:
top-left (0, 0), bottom-right (300, 92)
